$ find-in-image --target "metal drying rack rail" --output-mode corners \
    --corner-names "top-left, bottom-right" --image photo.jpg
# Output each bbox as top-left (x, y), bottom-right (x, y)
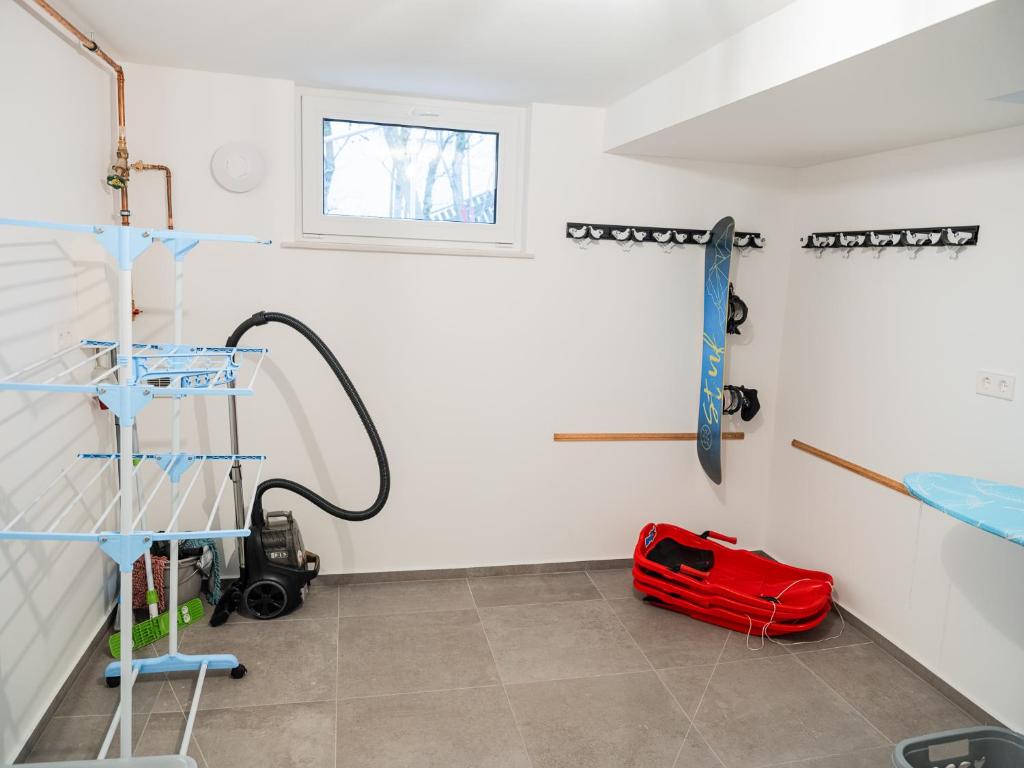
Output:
top-left (0, 216), bottom-right (271, 759)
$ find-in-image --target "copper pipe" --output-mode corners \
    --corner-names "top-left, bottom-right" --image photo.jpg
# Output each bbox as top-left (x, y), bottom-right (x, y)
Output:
top-left (30, 0), bottom-right (131, 224)
top-left (131, 163), bottom-right (174, 230)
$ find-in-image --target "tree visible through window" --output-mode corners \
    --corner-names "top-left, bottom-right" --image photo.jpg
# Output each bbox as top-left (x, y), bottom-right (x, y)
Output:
top-left (323, 119), bottom-right (498, 224)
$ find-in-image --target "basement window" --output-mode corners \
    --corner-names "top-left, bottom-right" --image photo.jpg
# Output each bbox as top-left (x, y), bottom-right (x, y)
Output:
top-left (299, 92), bottom-right (526, 251)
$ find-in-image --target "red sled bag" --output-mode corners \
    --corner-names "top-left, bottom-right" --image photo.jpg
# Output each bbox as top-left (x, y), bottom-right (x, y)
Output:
top-left (632, 522), bottom-right (834, 636)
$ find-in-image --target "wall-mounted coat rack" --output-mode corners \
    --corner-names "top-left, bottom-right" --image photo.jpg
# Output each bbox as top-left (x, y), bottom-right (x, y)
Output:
top-left (566, 222), bottom-right (765, 251)
top-left (800, 226), bottom-right (979, 259)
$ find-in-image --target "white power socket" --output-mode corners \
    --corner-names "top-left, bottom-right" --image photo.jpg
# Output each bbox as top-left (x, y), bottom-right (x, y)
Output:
top-left (976, 370), bottom-right (1016, 401)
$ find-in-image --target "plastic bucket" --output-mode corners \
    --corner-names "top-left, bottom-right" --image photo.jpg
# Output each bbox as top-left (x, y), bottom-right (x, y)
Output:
top-left (160, 554), bottom-right (202, 608)
top-left (892, 726), bottom-right (1024, 768)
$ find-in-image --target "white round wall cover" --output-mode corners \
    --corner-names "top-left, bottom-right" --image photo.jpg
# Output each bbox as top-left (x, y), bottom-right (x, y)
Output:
top-left (210, 142), bottom-right (265, 193)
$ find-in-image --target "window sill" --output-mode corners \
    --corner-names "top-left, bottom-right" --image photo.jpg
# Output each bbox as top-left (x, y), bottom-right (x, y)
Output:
top-left (281, 239), bottom-right (533, 260)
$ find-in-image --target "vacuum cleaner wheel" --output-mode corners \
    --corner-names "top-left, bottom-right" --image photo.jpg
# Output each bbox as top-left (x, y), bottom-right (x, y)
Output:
top-left (242, 580), bottom-right (288, 620)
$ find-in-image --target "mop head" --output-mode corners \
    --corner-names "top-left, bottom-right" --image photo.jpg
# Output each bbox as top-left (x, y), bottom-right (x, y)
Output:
top-left (108, 598), bottom-right (204, 659)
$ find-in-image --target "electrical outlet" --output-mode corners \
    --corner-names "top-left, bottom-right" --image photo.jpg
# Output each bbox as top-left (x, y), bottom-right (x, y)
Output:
top-left (976, 370), bottom-right (1016, 401)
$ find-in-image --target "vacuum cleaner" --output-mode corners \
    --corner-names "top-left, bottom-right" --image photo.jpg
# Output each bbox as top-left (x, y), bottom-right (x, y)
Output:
top-left (210, 311), bottom-right (390, 626)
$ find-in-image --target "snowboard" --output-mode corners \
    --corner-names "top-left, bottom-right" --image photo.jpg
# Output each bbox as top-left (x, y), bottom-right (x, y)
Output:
top-left (697, 216), bottom-right (735, 485)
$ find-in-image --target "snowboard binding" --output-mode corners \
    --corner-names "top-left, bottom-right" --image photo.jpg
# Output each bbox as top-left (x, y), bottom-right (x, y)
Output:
top-left (726, 283), bottom-right (748, 335)
top-left (723, 385), bottom-right (760, 422)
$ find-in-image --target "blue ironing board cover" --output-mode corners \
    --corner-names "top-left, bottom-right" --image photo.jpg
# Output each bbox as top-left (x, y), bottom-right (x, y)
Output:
top-left (904, 472), bottom-right (1024, 547)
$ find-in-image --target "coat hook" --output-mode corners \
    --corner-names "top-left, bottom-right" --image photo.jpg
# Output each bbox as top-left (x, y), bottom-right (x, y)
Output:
top-left (838, 232), bottom-right (863, 258)
top-left (693, 231), bottom-right (711, 244)
top-left (653, 231), bottom-right (675, 252)
top-left (631, 228), bottom-right (648, 243)
top-left (612, 228), bottom-right (633, 250)
top-left (868, 231), bottom-right (890, 257)
top-left (753, 235), bottom-right (766, 248)
top-left (945, 228), bottom-right (972, 259)
top-left (868, 231), bottom-right (891, 258)
top-left (568, 225), bottom-right (590, 249)
top-left (673, 231), bottom-right (688, 245)
top-left (945, 228), bottom-right (973, 246)
top-left (588, 226), bottom-right (603, 240)
top-left (904, 230), bottom-right (927, 259)
top-left (734, 234), bottom-right (751, 248)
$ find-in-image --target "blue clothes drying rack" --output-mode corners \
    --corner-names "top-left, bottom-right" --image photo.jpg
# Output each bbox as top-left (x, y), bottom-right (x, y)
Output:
top-left (0, 217), bottom-right (271, 759)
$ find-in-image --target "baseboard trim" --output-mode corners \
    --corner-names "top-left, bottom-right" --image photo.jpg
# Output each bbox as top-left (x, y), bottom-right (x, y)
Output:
top-left (755, 550), bottom-right (1001, 728)
top-left (14, 608), bottom-right (115, 764)
top-left (835, 606), bottom-right (1003, 728)
top-left (316, 557), bottom-right (634, 585)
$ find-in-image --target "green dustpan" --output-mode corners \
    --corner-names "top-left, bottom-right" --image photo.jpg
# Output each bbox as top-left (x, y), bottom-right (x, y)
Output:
top-left (108, 598), bottom-right (205, 659)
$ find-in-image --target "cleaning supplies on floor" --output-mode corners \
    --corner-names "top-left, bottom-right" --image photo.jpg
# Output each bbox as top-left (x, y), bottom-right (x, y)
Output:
top-left (108, 540), bottom-right (216, 658)
top-left (632, 522), bottom-right (834, 635)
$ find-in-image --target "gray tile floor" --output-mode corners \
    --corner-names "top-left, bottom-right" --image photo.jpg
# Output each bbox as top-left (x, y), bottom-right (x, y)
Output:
top-left (24, 569), bottom-right (980, 767)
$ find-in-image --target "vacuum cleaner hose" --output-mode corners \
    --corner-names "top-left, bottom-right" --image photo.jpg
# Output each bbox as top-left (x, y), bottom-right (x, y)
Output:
top-left (226, 311), bottom-right (390, 523)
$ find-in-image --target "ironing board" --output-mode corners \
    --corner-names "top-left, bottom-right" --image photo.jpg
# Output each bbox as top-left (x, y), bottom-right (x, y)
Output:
top-left (904, 472), bottom-right (1024, 547)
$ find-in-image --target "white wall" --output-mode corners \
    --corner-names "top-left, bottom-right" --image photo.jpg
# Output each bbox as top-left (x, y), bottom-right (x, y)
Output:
top-left (769, 124), bottom-right (1024, 730)
top-left (122, 63), bottom-right (795, 577)
top-left (0, 3), bottom-right (120, 762)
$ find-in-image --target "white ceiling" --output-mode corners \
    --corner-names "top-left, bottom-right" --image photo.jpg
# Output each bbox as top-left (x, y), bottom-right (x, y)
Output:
top-left (615, 0), bottom-right (1024, 166)
top-left (53, 0), bottom-right (795, 106)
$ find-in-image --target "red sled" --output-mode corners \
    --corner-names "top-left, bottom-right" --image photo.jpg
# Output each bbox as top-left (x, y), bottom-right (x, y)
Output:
top-left (632, 522), bottom-right (834, 636)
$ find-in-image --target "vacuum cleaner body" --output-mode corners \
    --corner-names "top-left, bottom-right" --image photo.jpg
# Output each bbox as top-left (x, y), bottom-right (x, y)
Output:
top-left (238, 511), bottom-right (320, 620)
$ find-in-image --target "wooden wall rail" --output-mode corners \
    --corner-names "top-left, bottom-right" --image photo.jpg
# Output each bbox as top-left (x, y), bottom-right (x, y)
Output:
top-left (554, 432), bottom-right (745, 442)
top-left (791, 439), bottom-right (910, 497)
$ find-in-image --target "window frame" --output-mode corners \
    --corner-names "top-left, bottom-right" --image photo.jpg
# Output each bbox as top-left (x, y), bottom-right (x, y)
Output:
top-left (299, 90), bottom-right (526, 249)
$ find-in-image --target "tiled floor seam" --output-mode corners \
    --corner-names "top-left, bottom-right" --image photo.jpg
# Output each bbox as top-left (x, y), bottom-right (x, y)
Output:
top-left (711, 640), bottom-right (875, 666)
top-left (788, 649), bottom-right (894, 746)
top-left (331, 698), bottom-right (339, 768)
top-left (471, 596), bottom-right (606, 611)
top-left (337, 682), bottom-right (503, 702)
top-left (189, 724), bottom-right (211, 768)
top-left (173, 696), bottom-right (339, 714)
top-left (784, 640), bottom-right (874, 656)
top-left (849, 642), bottom-right (978, 723)
top-left (584, 571), bottom-right (656, 672)
top-left (333, 604), bottom-right (341, 768)
top-left (583, 569), bottom-right (614, 600)
top-left (469, 569), bottom-right (592, 580)
top-left (585, 571), bottom-right (733, 768)
top-left (331, 568), bottom-right (597, 587)
top-left (585, 568), bottom-right (724, 768)
top-left (473, 602), bottom-right (536, 768)
top-left (133, 710), bottom-right (153, 760)
top-left (669, 634), bottom-right (730, 768)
